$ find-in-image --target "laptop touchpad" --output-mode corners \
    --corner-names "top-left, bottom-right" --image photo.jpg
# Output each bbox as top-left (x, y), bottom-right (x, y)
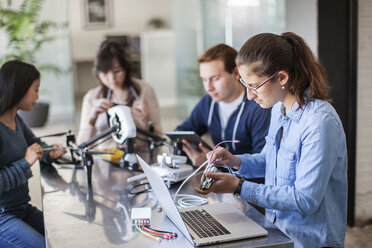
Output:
top-left (217, 212), bottom-right (247, 224)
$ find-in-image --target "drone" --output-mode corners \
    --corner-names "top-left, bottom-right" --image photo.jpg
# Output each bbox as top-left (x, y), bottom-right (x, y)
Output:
top-left (38, 105), bottom-right (167, 186)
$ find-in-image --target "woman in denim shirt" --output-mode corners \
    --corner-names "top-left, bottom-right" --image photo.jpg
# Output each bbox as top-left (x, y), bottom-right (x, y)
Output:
top-left (195, 32), bottom-right (347, 248)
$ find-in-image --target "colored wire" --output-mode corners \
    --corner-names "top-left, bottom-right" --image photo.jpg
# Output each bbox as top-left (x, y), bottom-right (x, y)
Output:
top-left (141, 225), bottom-right (174, 240)
top-left (212, 160), bottom-right (237, 176)
top-left (135, 224), bottom-right (161, 242)
top-left (146, 226), bottom-right (178, 238)
top-left (136, 222), bottom-right (177, 241)
top-left (207, 140), bottom-right (240, 170)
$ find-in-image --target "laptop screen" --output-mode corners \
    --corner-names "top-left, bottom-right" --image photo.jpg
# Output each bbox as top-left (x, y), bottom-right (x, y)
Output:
top-left (136, 155), bottom-right (194, 243)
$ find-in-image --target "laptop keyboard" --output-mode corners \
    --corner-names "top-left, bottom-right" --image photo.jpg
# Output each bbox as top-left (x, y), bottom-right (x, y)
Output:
top-left (180, 209), bottom-right (231, 238)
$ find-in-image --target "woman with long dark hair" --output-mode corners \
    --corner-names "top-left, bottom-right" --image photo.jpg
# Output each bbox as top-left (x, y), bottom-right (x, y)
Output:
top-left (77, 40), bottom-right (162, 156)
top-left (0, 60), bottom-right (66, 247)
top-left (195, 32), bottom-right (347, 248)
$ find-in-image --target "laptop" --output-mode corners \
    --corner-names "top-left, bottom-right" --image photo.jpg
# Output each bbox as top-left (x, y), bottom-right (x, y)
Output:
top-left (136, 155), bottom-right (268, 246)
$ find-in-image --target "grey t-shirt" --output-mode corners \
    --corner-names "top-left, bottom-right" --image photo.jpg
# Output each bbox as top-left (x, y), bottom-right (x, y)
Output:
top-left (0, 114), bottom-right (51, 208)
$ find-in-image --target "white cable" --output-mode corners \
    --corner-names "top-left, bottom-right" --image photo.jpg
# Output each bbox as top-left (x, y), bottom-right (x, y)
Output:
top-left (173, 160), bottom-right (208, 201)
top-left (173, 194), bottom-right (208, 208)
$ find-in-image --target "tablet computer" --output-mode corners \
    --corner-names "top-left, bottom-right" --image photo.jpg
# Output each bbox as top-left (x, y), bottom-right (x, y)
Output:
top-left (165, 131), bottom-right (213, 150)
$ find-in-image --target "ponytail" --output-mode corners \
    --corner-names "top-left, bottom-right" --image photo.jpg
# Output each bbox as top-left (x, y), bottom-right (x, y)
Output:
top-left (236, 32), bottom-right (331, 108)
top-left (281, 32), bottom-right (331, 106)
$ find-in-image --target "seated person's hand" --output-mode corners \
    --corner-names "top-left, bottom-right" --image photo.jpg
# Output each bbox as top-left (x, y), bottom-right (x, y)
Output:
top-left (131, 100), bottom-right (150, 130)
top-left (89, 98), bottom-right (114, 125)
top-left (49, 144), bottom-right (67, 160)
top-left (25, 142), bottom-right (44, 165)
top-left (206, 147), bottom-right (241, 170)
top-left (194, 172), bottom-right (239, 195)
top-left (182, 139), bottom-right (210, 167)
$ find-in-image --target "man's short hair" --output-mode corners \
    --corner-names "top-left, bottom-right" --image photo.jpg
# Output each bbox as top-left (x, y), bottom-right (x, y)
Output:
top-left (197, 44), bottom-right (238, 73)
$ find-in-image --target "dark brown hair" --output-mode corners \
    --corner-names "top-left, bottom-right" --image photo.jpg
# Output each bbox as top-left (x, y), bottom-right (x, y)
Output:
top-left (94, 40), bottom-right (140, 97)
top-left (236, 32), bottom-right (331, 108)
top-left (198, 44), bottom-right (238, 73)
top-left (0, 60), bottom-right (40, 115)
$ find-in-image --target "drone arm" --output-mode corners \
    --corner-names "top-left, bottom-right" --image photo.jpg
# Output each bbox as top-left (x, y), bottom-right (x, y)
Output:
top-left (136, 127), bottom-right (166, 144)
top-left (78, 124), bottom-right (119, 149)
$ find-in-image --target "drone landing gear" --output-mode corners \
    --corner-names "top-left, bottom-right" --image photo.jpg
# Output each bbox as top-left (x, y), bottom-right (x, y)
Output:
top-left (120, 138), bottom-right (138, 171)
top-left (82, 149), bottom-right (94, 186)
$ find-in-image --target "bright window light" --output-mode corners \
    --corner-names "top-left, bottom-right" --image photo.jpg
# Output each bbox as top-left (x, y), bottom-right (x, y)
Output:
top-left (227, 0), bottom-right (260, 8)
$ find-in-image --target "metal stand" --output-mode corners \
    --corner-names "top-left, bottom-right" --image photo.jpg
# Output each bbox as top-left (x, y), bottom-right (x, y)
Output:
top-left (120, 138), bottom-right (138, 170)
top-left (82, 148), bottom-right (94, 186)
top-left (85, 184), bottom-right (96, 223)
top-left (68, 159), bottom-right (96, 223)
top-left (66, 130), bottom-right (78, 164)
top-left (136, 127), bottom-right (167, 164)
top-left (173, 139), bottom-right (184, 155)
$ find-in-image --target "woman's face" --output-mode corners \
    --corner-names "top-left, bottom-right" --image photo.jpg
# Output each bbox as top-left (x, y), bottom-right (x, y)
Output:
top-left (18, 78), bottom-right (40, 111)
top-left (97, 59), bottom-right (126, 90)
top-left (238, 65), bottom-right (286, 109)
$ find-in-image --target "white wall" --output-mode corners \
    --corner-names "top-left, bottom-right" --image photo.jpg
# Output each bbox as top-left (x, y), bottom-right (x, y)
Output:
top-left (286, 0), bottom-right (318, 56)
top-left (69, 0), bottom-right (172, 61)
top-left (356, 0), bottom-right (372, 222)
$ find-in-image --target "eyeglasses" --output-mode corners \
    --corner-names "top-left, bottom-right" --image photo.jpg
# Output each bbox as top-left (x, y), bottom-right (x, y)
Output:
top-left (239, 72), bottom-right (278, 92)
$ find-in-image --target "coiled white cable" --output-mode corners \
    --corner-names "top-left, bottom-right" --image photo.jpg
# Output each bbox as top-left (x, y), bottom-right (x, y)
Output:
top-left (172, 140), bottom-right (240, 208)
top-left (173, 194), bottom-right (208, 208)
top-left (173, 160), bottom-right (209, 208)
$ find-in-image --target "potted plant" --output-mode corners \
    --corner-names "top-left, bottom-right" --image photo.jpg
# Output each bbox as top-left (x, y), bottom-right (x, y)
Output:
top-left (0, 0), bottom-right (65, 127)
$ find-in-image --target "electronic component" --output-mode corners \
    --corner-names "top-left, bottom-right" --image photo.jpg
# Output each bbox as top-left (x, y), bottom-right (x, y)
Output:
top-left (200, 165), bottom-right (217, 191)
top-left (131, 207), bottom-right (178, 242)
top-left (126, 154), bottom-right (193, 186)
top-left (131, 207), bottom-right (151, 226)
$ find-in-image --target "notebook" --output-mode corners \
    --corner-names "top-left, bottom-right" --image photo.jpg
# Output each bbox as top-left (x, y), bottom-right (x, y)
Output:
top-left (136, 155), bottom-right (268, 246)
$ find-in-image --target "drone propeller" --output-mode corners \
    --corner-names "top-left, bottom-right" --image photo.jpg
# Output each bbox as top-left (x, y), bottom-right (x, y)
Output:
top-left (35, 131), bottom-right (69, 139)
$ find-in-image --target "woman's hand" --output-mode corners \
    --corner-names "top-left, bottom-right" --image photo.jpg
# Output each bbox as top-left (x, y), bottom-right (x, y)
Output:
top-left (25, 143), bottom-right (44, 166)
top-left (48, 144), bottom-right (67, 160)
top-left (207, 147), bottom-right (241, 170)
top-left (194, 172), bottom-right (240, 195)
top-left (182, 139), bottom-right (210, 167)
top-left (131, 100), bottom-right (151, 130)
top-left (89, 98), bottom-right (114, 125)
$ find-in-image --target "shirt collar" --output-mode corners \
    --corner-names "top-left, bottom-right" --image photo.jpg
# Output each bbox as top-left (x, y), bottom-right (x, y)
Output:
top-left (279, 100), bottom-right (305, 123)
top-left (279, 89), bottom-right (312, 123)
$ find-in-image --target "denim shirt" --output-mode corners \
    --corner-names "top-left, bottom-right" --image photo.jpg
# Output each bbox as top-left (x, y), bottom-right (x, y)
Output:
top-left (236, 99), bottom-right (348, 248)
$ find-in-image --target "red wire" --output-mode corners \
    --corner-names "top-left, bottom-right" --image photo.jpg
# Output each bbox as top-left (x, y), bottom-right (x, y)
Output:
top-left (146, 226), bottom-right (177, 237)
top-left (141, 225), bottom-right (173, 239)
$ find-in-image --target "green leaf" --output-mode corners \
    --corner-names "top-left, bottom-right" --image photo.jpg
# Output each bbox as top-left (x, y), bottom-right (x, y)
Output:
top-left (0, 0), bottom-right (66, 75)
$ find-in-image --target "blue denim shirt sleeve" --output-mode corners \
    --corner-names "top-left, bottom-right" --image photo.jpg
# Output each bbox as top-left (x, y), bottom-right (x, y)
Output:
top-left (237, 100), bottom-right (348, 247)
top-left (236, 151), bottom-right (266, 178)
top-left (241, 111), bottom-right (345, 213)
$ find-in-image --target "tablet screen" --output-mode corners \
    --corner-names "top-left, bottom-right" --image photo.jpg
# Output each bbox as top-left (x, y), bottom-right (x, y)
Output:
top-left (165, 131), bottom-right (212, 150)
